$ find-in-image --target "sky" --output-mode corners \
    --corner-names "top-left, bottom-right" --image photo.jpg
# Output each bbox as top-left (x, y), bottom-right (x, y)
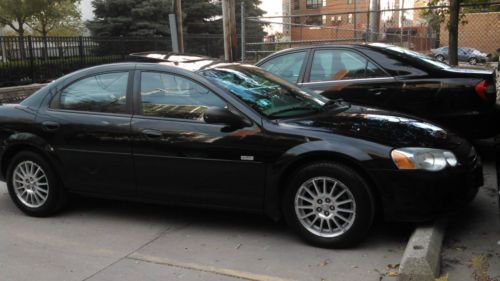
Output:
top-left (79, 0), bottom-right (283, 33)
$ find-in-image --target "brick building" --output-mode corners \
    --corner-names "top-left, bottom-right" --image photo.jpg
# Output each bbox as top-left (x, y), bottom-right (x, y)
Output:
top-left (439, 12), bottom-right (500, 54)
top-left (285, 0), bottom-right (432, 46)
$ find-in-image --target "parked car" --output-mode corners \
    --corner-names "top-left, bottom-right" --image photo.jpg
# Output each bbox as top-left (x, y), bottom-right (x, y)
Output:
top-left (0, 54), bottom-right (483, 248)
top-left (430, 46), bottom-right (488, 65)
top-left (256, 43), bottom-right (499, 138)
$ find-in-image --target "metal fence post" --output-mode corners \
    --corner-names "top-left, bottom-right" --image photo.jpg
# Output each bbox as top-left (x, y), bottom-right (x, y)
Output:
top-left (78, 36), bottom-right (84, 67)
top-left (27, 36), bottom-right (34, 83)
top-left (365, 11), bottom-right (370, 43)
top-left (241, 1), bottom-right (246, 62)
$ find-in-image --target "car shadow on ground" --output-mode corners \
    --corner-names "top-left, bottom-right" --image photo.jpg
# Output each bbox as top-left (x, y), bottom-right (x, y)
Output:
top-left (61, 195), bottom-right (414, 250)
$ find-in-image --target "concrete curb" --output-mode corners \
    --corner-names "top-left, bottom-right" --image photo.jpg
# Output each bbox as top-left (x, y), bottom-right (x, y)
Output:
top-left (398, 217), bottom-right (448, 281)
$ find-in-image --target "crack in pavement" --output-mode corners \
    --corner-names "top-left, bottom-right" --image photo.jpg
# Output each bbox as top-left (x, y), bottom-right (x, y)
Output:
top-left (80, 221), bottom-right (193, 281)
top-left (126, 252), bottom-right (298, 281)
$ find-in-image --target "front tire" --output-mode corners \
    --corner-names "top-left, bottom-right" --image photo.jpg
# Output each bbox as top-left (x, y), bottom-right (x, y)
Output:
top-left (468, 57), bottom-right (477, 65)
top-left (6, 151), bottom-right (67, 217)
top-left (283, 162), bottom-right (375, 248)
top-left (436, 54), bottom-right (445, 62)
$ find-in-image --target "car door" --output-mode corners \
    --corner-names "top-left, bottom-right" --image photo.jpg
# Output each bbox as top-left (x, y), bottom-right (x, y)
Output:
top-left (131, 70), bottom-right (267, 210)
top-left (299, 48), bottom-right (399, 108)
top-left (35, 70), bottom-right (135, 195)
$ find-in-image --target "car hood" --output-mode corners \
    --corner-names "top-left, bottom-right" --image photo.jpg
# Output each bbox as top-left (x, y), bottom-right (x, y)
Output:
top-left (280, 104), bottom-right (456, 148)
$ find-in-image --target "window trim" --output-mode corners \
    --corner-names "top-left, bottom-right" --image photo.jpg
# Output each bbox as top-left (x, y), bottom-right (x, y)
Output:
top-left (134, 70), bottom-right (241, 124)
top-left (48, 70), bottom-right (134, 116)
top-left (258, 50), bottom-right (311, 84)
top-left (304, 47), bottom-right (391, 83)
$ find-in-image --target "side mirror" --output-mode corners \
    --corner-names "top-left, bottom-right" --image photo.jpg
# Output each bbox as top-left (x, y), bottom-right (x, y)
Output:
top-left (203, 107), bottom-right (250, 128)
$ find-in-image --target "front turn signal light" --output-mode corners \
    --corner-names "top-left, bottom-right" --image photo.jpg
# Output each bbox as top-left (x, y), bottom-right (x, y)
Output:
top-left (391, 150), bottom-right (417, 169)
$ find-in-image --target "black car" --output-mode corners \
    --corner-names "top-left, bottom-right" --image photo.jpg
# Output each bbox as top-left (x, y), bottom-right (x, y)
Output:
top-left (0, 54), bottom-right (483, 248)
top-left (256, 43), bottom-right (499, 139)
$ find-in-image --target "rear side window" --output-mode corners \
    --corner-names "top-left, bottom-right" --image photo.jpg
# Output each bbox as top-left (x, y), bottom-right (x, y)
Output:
top-left (260, 51), bottom-right (307, 83)
top-left (309, 49), bottom-right (387, 82)
top-left (139, 72), bottom-right (225, 120)
top-left (51, 72), bottom-right (128, 113)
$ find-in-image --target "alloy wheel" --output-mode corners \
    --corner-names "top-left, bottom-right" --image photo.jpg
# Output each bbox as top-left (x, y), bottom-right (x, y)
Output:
top-left (294, 176), bottom-right (356, 238)
top-left (12, 160), bottom-right (50, 208)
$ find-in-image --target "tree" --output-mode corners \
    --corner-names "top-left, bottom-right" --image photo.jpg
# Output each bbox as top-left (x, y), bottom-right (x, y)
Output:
top-left (86, 0), bottom-right (173, 36)
top-left (421, 0), bottom-right (499, 65)
top-left (0, 0), bottom-right (39, 36)
top-left (86, 0), bottom-right (266, 38)
top-left (27, 0), bottom-right (82, 37)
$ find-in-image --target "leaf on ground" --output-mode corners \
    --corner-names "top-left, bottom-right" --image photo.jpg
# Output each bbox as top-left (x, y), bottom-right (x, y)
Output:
top-left (387, 271), bottom-right (398, 277)
top-left (435, 274), bottom-right (449, 281)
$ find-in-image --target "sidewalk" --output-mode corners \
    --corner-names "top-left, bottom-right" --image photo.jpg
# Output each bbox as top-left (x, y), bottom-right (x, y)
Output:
top-left (440, 141), bottom-right (500, 281)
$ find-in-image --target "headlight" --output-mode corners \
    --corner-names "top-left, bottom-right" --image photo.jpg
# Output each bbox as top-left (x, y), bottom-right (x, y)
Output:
top-left (391, 148), bottom-right (458, 171)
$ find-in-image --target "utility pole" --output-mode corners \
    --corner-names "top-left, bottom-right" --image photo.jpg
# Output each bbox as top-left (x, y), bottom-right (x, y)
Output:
top-left (369, 0), bottom-right (380, 42)
top-left (175, 0), bottom-right (184, 53)
top-left (448, 0), bottom-right (459, 66)
top-left (222, 0), bottom-right (238, 61)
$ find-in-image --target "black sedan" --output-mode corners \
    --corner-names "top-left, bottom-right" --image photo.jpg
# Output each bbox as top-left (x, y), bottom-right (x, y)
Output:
top-left (256, 43), bottom-right (499, 139)
top-left (0, 55), bottom-right (483, 248)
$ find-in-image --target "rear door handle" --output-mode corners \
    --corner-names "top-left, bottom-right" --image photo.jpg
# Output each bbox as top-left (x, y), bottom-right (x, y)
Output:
top-left (368, 88), bottom-right (387, 96)
top-left (142, 129), bottom-right (162, 139)
top-left (41, 121), bottom-right (60, 132)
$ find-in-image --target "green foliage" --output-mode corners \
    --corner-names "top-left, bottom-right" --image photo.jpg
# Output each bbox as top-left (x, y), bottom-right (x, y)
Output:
top-left (86, 0), bottom-right (266, 38)
top-left (0, 0), bottom-right (40, 35)
top-left (86, 0), bottom-right (173, 36)
top-left (420, 0), bottom-right (500, 32)
top-left (27, 0), bottom-right (82, 36)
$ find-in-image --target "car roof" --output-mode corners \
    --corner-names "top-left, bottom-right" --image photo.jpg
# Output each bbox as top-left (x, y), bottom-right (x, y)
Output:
top-left (128, 51), bottom-right (230, 72)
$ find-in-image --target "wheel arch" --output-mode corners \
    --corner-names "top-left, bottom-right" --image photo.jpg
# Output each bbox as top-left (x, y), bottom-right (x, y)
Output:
top-left (1, 135), bottom-right (61, 183)
top-left (265, 151), bottom-right (384, 221)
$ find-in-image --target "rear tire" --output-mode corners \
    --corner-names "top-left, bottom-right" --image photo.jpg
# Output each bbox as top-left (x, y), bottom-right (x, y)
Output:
top-left (436, 55), bottom-right (445, 62)
top-left (6, 151), bottom-right (67, 217)
top-left (282, 162), bottom-right (375, 248)
top-left (468, 57), bottom-right (478, 65)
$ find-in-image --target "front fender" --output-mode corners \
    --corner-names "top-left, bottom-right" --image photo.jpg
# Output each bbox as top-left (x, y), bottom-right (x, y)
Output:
top-left (264, 138), bottom-right (393, 220)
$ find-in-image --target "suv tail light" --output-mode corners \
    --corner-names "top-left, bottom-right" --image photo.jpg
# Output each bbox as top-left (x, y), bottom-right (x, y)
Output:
top-left (475, 80), bottom-right (496, 103)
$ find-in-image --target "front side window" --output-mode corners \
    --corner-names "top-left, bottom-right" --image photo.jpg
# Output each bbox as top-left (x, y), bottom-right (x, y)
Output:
top-left (140, 72), bottom-right (225, 120)
top-left (200, 65), bottom-right (328, 119)
top-left (309, 49), bottom-right (387, 82)
top-left (51, 72), bottom-right (128, 113)
top-left (259, 51), bottom-right (307, 83)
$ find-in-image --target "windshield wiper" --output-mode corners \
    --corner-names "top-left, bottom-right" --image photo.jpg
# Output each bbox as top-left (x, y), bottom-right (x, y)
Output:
top-left (321, 99), bottom-right (349, 110)
top-left (268, 106), bottom-right (319, 118)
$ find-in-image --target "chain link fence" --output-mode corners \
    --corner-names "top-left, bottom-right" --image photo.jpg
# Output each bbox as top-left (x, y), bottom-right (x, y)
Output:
top-left (242, 1), bottom-right (500, 63)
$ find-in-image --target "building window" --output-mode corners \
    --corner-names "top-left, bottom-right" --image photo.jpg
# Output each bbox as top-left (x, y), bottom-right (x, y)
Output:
top-left (293, 0), bottom-right (300, 10)
top-left (292, 16), bottom-right (301, 24)
top-left (306, 0), bottom-right (322, 9)
top-left (348, 0), bottom-right (353, 4)
top-left (322, 15), bottom-right (327, 24)
top-left (305, 15), bottom-right (322, 25)
top-left (348, 13), bottom-right (353, 24)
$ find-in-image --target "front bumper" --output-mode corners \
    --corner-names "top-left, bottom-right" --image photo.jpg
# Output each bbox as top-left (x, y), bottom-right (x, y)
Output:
top-left (369, 156), bottom-right (483, 222)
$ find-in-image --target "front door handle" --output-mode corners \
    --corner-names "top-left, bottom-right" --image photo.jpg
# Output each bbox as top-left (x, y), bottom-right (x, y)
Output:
top-left (142, 129), bottom-right (162, 139)
top-left (41, 121), bottom-right (60, 132)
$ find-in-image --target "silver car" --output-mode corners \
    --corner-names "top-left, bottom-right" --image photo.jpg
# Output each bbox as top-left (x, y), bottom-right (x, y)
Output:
top-left (431, 46), bottom-right (488, 65)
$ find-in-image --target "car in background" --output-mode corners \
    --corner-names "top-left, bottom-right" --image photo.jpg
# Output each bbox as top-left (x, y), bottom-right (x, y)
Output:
top-left (431, 46), bottom-right (488, 65)
top-left (0, 53), bottom-right (483, 248)
top-left (256, 43), bottom-right (499, 139)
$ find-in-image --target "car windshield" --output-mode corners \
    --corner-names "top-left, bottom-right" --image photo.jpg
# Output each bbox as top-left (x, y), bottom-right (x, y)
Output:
top-left (370, 43), bottom-right (451, 69)
top-left (199, 65), bottom-right (329, 119)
